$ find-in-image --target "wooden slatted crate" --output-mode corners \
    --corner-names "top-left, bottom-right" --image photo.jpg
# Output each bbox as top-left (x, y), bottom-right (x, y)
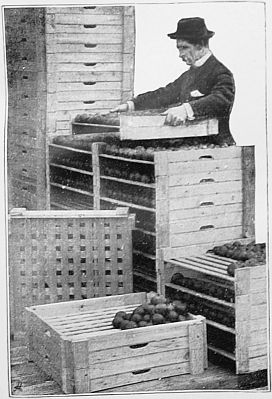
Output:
top-left (26, 292), bottom-right (207, 393)
top-left (162, 255), bottom-right (268, 374)
top-left (8, 207), bottom-right (135, 338)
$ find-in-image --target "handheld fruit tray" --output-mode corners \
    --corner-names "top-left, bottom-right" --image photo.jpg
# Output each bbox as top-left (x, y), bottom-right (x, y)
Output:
top-left (72, 111), bottom-right (218, 140)
top-left (120, 113), bottom-right (218, 140)
top-left (26, 292), bottom-right (207, 393)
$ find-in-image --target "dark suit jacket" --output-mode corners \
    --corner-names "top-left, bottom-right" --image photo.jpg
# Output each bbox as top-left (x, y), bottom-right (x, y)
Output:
top-left (132, 55), bottom-right (235, 145)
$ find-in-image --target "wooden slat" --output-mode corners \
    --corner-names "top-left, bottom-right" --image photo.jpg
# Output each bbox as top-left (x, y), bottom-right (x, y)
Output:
top-left (10, 208), bottom-right (130, 219)
top-left (88, 348), bottom-right (190, 379)
top-left (47, 62), bottom-right (124, 73)
top-left (46, 33), bottom-right (123, 44)
top-left (169, 180), bottom-right (242, 198)
top-left (84, 316), bottom-right (203, 351)
top-left (241, 145), bottom-right (255, 238)
top-left (47, 42), bottom-right (124, 54)
top-left (89, 362), bottom-right (190, 392)
top-left (27, 292), bottom-right (146, 318)
top-left (47, 25), bottom-right (123, 35)
top-left (170, 226), bottom-right (243, 247)
top-left (188, 322), bottom-right (205, 374)
top-left (248, 356), bottom-right (268, 372)
top-left (46, 6), bottom-right (124, 15)
top-left (48, 91), bottom-right (122, 104)
top-left (169, 191), bottom-right (242, 211)
top-left (167, 146), bottom-right (242, 162)
top-left (47, 53), bottom-right (122, 64)
top-left (248, 343), bottom-right (268, 358)
top-left (250, 318), bottom-right (267, 332)
top-left (169, 169), bottom-right (242, 186)
top-left (164, 257), bottom-right (234, 282)
top-left (50, 81), bottom-right (122, 93)
top-left (51, 100), bottom-right (121, 111)
top-left (83, 336), bottom-right (190, 366)
top-left (50, 70), bottom-right (123, 82)
top-left (48, 13), bottom-right (122, 25)
top-left (169, 157), bottom-right (242, 175)
top-left (169, 202), bottom-right (243, 221)
top-left (170, 212), bottom-right (242, 234)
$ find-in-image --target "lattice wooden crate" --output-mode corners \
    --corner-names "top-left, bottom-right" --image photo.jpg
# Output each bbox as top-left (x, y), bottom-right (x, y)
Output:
top-left (9, 207), bottom-right (135, 338)
top-left (26, 292), bottom-right (207, 393)
top-left (162, 254), bottom-right (268, 374)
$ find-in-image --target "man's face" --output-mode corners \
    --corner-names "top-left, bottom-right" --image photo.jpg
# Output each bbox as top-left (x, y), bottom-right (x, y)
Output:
top-left (176, 39), bottom-right (200, 66)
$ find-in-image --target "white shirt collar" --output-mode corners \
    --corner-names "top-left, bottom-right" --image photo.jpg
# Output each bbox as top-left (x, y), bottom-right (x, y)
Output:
top-left (194, 50), bottom-right (212, 67)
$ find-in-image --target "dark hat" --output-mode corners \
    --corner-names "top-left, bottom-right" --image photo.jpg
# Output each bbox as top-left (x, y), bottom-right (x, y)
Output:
top-left (168, 17), bottom-right (214, 40)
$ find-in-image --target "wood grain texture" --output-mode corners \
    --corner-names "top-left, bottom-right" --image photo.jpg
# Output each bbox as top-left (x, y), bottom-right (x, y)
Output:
top-left (241, 146), bottom-right (255, 238)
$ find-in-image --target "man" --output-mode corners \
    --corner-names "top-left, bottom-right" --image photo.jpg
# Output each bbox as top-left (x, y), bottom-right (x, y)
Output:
top-left (112, 17), bottom-right (235, 145)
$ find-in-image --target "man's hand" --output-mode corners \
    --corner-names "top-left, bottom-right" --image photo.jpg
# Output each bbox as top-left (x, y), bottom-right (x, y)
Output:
top-left (110, 103), bottom-right (129, 113)
top-left (162, 104), bottom-right (188, 126)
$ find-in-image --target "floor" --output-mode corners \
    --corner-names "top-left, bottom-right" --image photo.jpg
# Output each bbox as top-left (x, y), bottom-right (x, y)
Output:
top-left (10, 337), bottom-right (269, 396)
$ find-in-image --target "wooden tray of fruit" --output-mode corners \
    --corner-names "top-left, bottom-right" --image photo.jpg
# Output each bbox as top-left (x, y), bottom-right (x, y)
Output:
top-left (120, 111), bottom-right (218, 140)
top-left (72, 113), bottom-right (120, 135)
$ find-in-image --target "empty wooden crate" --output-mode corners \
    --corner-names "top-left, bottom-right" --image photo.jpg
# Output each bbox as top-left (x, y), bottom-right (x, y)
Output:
top-left (26, 292), bottom-right (207, 393)
top-left (8, 207), bottom-right (135, 338)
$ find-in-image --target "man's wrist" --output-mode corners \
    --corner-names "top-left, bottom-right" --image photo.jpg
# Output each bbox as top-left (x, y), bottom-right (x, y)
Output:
top-left (183, 103), bottom-right (195, 120)
top-left (126, 101), bottom-right (135, 111)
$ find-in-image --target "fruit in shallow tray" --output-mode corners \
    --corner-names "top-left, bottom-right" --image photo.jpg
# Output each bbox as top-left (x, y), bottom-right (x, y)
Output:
top-left (131, 313), bottom-right (142, 323)
top-left (143, 314), bottom-right (151, 322)
top-left (173, 300), bottom-right (188, 315)
top-left (150, 294), bottom-right (167, 305)
top-left (170, 273), bottom-right (184, 286)
top-left (138, 320), bottom-right (148, 327)
top-left (115, 311), bottom-right (127, 319)
top-left (167, 310), bottom-right (179, 322)
top-left (112, 316), bottom-right (123, 328)
top-left (124, 321), bottom-right (138, 329)
top-left (154, 303), bottom-right (168, 316)
top-left (152, 313), bottom-right (165, 325)
top-left (227, 261), bottom-right (244, 277)
top-left (144, 304), bottom-right (155, 315)
top-left (140, 174), bottom-right (150, 184)
top-left (133, 305), bottom-right (146, 316)
top-left (120, 319), bottom-right (130, 330)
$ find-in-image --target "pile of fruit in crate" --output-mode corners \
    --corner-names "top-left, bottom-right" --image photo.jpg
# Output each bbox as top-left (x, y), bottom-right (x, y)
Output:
top-left (103, 165), bottom-right (155, 184)
top-left (74, 112), bottom-right (120, 126)
top-left (170, 273), bottom-right (234, 302)
top-left (166, 288), bottom-right (235, 328)
top-left (112, 292), bottom-right (189, 330)
top-left (208, 241), bottom-right (266, 276)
